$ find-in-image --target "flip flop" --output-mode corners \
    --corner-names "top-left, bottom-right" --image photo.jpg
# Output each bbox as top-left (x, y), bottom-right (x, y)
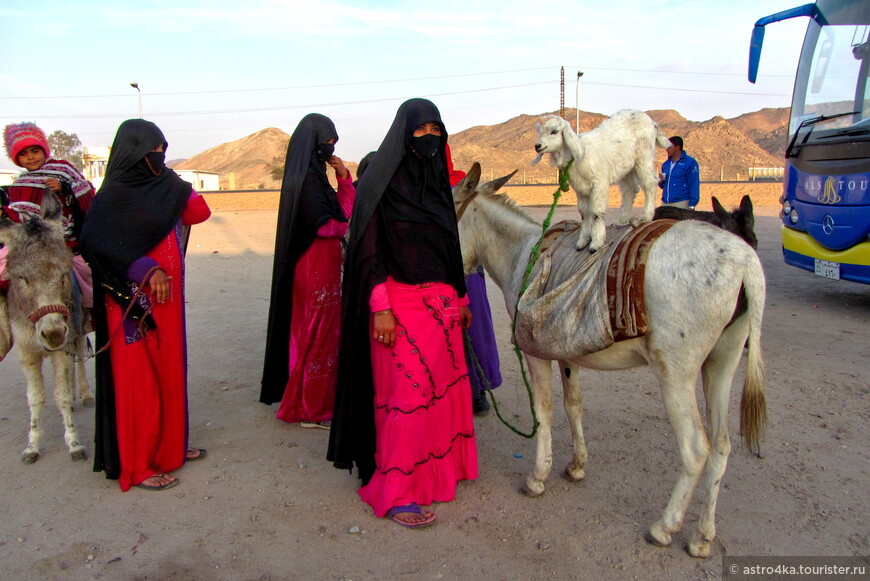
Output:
top-left (385, 503), bottom-right (437, 528)
top-left (186, 447), bottom-right (208, 461)
top-left (135, 473), bottom-right (179, 491)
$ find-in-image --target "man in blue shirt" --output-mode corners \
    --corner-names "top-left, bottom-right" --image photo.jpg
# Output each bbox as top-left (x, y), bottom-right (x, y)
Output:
top-left (658, 136), bottom-right (700, 209)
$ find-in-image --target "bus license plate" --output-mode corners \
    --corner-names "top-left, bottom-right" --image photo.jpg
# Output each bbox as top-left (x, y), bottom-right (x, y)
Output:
top-left (814, 259), bottom-right (840, 280)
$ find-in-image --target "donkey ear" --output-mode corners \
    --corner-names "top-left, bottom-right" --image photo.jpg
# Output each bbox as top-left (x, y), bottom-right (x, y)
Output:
top-left (478, 169), bottom-right (518, 196)
top-left (711, 196), bottom-right (728, 219)
top-left (42, 192), bottom-right (62, 221)
top-left (453, 162), bottom-right (481, 202)
top-left (739, 195), bottom-right (754, 218)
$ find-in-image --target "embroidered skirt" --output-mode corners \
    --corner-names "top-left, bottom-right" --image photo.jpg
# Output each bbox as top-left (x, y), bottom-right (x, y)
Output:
top-left (358, 279), bottom-right (478, 517)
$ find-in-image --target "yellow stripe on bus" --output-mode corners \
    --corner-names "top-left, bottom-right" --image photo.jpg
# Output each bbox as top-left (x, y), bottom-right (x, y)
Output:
top-left (782, 226), bottom-right (870, 266)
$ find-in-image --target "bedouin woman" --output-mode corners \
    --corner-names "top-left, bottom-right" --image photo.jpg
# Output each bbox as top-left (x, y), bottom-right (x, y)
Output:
top-left (80, 119), bottom-right (211, 492)
top-left (328, 98), bottom-right (478, 528)
top-left (260, 114), bottom-right (355, 429)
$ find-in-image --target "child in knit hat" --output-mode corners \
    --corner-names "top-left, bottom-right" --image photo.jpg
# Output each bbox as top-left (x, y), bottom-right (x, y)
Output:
top-left (3, 122), bottom-right (95, 235)
top-left (0, 122), bottom-right (96, 359)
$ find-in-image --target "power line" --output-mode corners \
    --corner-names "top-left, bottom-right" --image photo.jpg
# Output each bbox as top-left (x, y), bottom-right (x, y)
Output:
top-left (2, 78), bottom-right (789, 122)
top-left (0, 64), bottom-right (790, 102)
top-left (580, 80), bottom-right (790, 97)
top-left (572, 65), bottom-right (794, 79)
top-left (2, 81), bottom-right (557, 120)
top-left (0, 67), bottom-right (556, 101)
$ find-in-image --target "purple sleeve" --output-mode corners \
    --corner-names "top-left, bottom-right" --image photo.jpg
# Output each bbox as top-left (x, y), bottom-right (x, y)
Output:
top-left (126, 257), bottom-right (159, 284)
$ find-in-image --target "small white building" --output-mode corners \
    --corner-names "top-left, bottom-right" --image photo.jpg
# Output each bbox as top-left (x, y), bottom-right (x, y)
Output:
top-left (748, 167), bottom-right (784, 181)
top-left (0, 169), bottom-right (19, 186)
top-left (82, 145), bottom-right (220, 191)
top-left (175, 170), bottom-right (220, 191)
top-left (82, 145), bottom-right (111, 190)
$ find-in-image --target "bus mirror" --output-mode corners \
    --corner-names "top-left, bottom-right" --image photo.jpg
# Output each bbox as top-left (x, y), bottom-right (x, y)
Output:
top-left (749, 25), bottom-right (766, 83)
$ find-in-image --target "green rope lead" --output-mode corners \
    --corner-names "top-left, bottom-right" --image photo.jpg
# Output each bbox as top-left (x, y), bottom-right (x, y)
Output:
top-left (476, 159), bottom-right (573, 439)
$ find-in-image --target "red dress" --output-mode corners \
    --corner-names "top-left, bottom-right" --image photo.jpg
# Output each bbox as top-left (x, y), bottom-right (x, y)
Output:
top-left (105, 193), bottom-right (210, 491)
top-left (276, 175), bottom-right (355, 423)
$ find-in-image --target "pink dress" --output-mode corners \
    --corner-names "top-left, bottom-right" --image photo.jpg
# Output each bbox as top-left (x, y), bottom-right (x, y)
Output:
top-left (276, 175), bottom-right (355, 423)
top-left (358, 277), bottom-right (478, 517)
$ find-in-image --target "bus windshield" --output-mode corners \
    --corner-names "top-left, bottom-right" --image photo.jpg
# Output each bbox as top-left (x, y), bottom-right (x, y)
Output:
top-left (791, 22), bottom-right (870, 138)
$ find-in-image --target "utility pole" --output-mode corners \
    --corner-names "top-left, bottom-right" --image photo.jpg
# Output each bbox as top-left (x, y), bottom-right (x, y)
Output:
top-left (560, 67), bottom-right (565, 119)
top-left (575, 71), bottom-right (584, 131)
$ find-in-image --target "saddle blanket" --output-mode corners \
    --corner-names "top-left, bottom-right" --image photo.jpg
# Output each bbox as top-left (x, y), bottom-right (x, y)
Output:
top-left (514, 219), bottom-right (675, 361)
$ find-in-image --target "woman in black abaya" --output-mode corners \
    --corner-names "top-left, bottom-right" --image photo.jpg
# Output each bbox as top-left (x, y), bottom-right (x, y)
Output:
top-left (260, 114), bottom-right (355, 428)
top-left (328, 98), bottom-right (477, 527)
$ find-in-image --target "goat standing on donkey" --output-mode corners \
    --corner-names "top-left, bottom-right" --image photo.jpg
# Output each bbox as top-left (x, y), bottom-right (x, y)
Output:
top-left (532, 109), bottom-right (671, 252)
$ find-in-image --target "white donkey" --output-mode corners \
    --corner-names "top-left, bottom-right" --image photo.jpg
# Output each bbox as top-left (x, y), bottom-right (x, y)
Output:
top-left (0, 203), bottom-right (88, 464)
top-left (453, 164), bottom-right (766, 558)
top-left (533, 109), bottom-right (671, 252)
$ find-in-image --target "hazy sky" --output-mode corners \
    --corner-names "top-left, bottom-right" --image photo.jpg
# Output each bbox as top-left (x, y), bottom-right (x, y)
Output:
top-left (0, 0), bottom-right (809, 169)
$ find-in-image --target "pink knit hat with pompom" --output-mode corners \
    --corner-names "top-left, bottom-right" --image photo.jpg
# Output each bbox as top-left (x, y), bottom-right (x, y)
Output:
top-left (4, 122), bottom-right (51, 166)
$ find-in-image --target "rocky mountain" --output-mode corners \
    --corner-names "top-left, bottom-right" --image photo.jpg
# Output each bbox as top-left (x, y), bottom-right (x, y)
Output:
top-left (175, 107), bottom-right (790, 189)
top-left (174, 127), bottom-right (290, 190)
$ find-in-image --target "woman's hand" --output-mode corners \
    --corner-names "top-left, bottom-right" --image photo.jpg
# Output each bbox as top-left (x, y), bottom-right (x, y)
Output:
top-left (373, 309), bottom-right (396, 348)
top-left (148, 268), bottom-right (172, 303)
top-left (460, 306), bottom-right (473, 330)
top-left (328, 156), bottom-right (349, 180)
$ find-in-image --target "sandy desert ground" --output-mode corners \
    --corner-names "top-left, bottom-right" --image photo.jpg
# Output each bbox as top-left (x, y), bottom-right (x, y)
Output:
top-left (0, 181), bottom-right (867, 580)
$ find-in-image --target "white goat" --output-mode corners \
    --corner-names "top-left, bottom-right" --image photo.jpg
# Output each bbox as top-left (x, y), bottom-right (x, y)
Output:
top-left (533, 109), bottom-right (670, 252)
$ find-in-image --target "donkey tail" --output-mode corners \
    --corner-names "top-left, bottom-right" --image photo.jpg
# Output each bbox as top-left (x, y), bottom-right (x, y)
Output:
top-left (739, 253), bottom-right (767, 455)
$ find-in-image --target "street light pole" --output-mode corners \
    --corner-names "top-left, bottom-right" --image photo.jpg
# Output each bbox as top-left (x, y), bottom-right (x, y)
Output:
top-left (130, 82), bottom-right (143, 118)
top-left (575, 71), bottom-right (584, 133)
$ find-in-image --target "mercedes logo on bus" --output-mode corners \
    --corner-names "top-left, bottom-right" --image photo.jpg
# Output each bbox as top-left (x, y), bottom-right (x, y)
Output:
top-left (822, 214), bottom-right (836, 235)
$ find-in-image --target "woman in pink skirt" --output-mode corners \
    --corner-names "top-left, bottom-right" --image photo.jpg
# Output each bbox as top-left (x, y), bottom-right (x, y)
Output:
top-left (328, 98), bottom-right (478, 527)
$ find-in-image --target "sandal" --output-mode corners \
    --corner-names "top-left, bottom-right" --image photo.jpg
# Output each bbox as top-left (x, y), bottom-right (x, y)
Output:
top-left (385, 503), bottom-right (437, 528)
top-left (300, 421), bottom-right (331, 430)
top-left (135, 473), bottom-right (178, 491)
top-left (186, 447), bottom-right (208, 461)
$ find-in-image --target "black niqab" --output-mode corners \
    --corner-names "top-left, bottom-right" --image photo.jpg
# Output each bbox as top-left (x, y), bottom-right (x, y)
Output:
top-left (327, 98), bottom-right (466, 481)
top-left (260, 113), bottom-right (343, 404)
top-left (80, 119), bottom-right (192, 305)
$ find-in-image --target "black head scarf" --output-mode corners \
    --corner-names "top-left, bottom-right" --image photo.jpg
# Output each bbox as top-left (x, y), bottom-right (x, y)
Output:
top-left (260, 113), bottom-right (343, 404)
top-left (80, 119), bottom-right (192, 304)
top-left (327, 98), bottom-right (466, 481)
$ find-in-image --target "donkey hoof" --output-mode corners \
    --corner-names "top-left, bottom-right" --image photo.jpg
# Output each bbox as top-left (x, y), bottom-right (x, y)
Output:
top-left (646, 522), bottom-right (673, 548)
top-left (70, 449), bottom-right (87, 462)
top-left (562, 466), bottom-right (586, 482)
top-left (687, 534), bottom-right (713, 559)
top-left (22, 451), bottom-right (39, 464)
top-left (81, 397), bottom-right (95, 408)
top-left (520, 481), bottom-right (545, 498)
